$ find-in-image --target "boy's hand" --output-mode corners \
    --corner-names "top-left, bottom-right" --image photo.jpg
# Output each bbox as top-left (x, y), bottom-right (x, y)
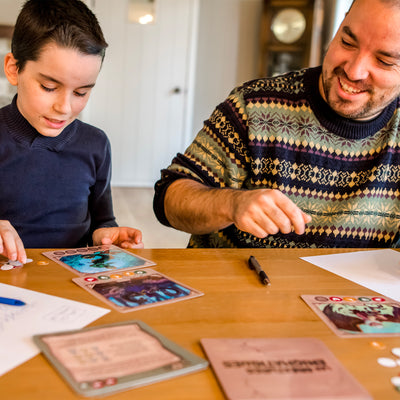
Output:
top-left (92, 227), bottom-right (144, 249)
top-left (0, 220), bottom-right (27, 264)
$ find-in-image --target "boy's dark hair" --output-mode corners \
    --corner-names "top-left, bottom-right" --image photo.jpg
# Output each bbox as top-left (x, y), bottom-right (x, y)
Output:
top-left (12, 0), bottom-right (108, 71)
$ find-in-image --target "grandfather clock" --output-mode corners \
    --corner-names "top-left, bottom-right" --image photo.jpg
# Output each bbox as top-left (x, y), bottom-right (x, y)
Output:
top-left (258, 0), bottom-right (323, 77)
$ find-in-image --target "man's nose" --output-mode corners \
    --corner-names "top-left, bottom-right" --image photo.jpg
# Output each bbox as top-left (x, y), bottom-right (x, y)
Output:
top-left (344, 52), bottom-right (369, 81)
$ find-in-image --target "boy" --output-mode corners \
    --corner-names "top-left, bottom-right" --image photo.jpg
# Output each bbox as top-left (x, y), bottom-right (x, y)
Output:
top-left (0, 0), bottom-right (143, 263)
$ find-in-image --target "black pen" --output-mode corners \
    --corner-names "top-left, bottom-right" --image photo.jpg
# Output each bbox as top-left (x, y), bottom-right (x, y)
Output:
top-left (248, 256), bottom-right (271, 286)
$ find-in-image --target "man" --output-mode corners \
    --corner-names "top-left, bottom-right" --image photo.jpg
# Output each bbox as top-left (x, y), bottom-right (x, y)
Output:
top-left (153, 0), bottom-right (400, 248)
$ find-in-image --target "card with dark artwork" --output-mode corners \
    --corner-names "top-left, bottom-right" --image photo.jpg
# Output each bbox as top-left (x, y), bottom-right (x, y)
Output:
top-left (73, 268), bottom-right (203, 312)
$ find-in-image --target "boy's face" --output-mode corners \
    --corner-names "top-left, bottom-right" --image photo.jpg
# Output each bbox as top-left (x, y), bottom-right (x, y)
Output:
top-left (5, 43), bottom-right (102, 137)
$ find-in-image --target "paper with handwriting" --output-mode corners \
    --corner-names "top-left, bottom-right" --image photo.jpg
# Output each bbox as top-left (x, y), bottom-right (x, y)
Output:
top-left (0, 282), bottom-right (109, 376)
top-left (301, 249), bottom-right (400, 302)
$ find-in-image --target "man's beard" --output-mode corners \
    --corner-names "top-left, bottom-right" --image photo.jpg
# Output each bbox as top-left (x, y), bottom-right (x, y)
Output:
top-left (321, 67), bottom-right (381, 120)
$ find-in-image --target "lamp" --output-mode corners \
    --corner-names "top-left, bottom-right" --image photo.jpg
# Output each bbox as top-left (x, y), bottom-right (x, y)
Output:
top-left (128, 0), bottom-right (156, 25)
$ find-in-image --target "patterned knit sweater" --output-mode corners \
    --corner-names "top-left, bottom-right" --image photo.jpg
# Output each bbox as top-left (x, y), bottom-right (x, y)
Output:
top-left (153, 66), bottom-right (400, 248)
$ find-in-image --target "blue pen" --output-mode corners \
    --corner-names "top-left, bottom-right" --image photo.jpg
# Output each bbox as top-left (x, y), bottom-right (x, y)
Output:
top-left (0, 296), bottom-right (26, 306)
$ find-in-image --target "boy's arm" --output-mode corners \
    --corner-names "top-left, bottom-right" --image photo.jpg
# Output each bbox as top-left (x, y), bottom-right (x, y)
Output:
top-left (89, 134), bottom-right (144, 248)
top-left (0, 220), bottom-right (27, 263)
top-left (92, 227), bottom-right (144, 248)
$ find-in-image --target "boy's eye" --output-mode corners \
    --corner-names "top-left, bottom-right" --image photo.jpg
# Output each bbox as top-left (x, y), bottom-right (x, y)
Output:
top-left (41, 84), bottom-right (55, 92)
top-left (74, 91), bottom-right (87, 98)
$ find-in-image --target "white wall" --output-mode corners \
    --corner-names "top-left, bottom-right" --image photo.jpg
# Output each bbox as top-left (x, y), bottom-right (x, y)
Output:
top-left (0, 0), bottom-right (23, 24)
top-left (87, 0), bottom-right (199, 186)
top-left (191, 0), bottom-right (262, 136)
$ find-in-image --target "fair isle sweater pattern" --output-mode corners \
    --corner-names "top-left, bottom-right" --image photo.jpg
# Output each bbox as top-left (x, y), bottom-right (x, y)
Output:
top-left (154, 67), bottom-right (400, 248)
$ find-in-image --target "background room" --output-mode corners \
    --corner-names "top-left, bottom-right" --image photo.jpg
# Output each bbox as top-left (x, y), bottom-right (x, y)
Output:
top-left (0, 0), bottom-right (351, 247)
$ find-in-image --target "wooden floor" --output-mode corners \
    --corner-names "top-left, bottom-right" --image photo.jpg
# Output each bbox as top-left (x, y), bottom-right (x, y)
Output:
top-left (111, 187), bottom-right (190, 248)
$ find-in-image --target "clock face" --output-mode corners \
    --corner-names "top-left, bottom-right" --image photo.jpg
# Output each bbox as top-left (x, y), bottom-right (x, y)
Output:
top-left (271, 8), bottom-right (306, 44)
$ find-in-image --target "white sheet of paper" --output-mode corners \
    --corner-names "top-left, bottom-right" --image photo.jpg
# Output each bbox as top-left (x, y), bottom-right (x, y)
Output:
top-left (0, 283), bottom-right (109, 376)
top-left (301, 249), bottom-right (400, 302)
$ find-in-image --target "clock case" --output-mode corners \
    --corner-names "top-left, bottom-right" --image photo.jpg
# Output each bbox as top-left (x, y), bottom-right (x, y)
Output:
top-left (258, 0), bottom-right (324, 77)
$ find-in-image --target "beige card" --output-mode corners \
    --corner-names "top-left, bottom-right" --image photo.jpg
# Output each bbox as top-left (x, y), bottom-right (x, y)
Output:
top-left (34, 320), bottom-right (208, 397)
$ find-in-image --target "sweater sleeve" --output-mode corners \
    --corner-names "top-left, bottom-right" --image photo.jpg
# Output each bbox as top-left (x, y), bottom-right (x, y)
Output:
top-left (153, 87), bottom-right (251, 227)
top-left (89, 136), bottom-right (118, 235)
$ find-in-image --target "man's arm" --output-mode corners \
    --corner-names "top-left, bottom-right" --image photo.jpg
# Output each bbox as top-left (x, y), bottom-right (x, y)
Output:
top-left (164, 179), bottom-right (311, 238)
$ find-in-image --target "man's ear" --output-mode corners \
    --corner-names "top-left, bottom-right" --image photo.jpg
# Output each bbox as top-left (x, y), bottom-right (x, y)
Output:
top-left (4, 53), bottom-right (19, 86)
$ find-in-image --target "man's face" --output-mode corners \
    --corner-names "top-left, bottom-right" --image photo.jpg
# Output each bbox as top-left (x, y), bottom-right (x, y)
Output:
top-left (8, 43), bottom-right (102, 137)
top-left (321, 0), bottom-right (400, 121)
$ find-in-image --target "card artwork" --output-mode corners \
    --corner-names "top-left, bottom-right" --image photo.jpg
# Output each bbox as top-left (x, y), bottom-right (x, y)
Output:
top-left (43, 245), bottom-right (155, 275)
top-left (302, 295), bottom-right (400, 337)
top-left (73, 268), bottom-right (203, 312)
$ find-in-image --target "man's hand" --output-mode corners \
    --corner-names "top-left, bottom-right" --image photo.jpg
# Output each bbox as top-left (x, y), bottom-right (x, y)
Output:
top-left (164, 179), bottom-right (312, 237)
top-left (92, 227), bottom-right (144, 249)
top-left (230, 188), bottom-right (312, 238)
top-left (0, 220), bottom-right (27, 263)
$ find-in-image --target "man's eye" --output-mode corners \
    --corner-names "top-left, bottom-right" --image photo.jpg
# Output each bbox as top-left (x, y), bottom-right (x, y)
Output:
top-left (378, 59), bottom-right (394, 67)
top-left (341, 38), bottom-right (355, 48)
top-left (74, 91), bottom-right (87, 97)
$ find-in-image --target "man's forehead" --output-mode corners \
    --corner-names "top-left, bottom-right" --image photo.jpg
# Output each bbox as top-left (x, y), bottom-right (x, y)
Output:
top-left (342, 1), bottom-right (400, 56)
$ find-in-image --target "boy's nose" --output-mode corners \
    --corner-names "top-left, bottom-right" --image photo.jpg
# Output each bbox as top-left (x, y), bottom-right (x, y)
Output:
top-left (53, 93), bottom-right (71, 115)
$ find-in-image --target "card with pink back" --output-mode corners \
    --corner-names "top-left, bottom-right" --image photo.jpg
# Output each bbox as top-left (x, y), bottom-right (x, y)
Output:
top-left (201, 337), bottom-right (372, 400)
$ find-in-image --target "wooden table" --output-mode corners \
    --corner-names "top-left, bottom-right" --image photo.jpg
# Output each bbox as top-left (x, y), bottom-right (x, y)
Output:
top-left (0, 248), bottom-right (399, 399)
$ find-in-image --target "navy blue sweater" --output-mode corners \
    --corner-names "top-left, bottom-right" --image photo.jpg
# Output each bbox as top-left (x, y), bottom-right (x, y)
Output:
top-left (0, 96), bottom-right (117, 248)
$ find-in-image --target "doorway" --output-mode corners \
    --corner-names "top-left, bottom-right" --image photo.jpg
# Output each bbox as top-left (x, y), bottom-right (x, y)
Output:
top-left (85, 0), bottom-right (199, 186)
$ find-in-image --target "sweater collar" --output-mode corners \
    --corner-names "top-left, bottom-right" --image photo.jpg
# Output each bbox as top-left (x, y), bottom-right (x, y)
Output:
top-left (3, 95), bottom-right (77, 151)
top-left (304, 66), bottom-right (398, 140)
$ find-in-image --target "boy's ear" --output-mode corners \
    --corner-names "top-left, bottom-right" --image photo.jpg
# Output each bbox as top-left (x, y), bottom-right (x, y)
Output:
top-left (4, 53), bottom-right (19, 86)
